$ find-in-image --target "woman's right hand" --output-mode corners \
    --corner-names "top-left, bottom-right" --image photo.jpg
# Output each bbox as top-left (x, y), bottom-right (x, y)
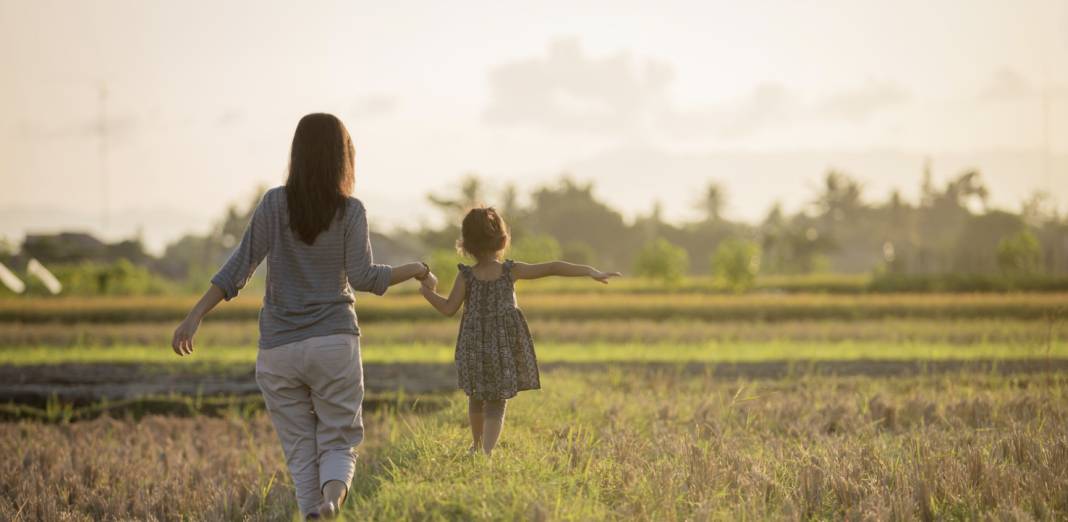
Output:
top-left (421, 271), bottom-right (439, 292)
top-left (390, 262), bottom-right (432, 285)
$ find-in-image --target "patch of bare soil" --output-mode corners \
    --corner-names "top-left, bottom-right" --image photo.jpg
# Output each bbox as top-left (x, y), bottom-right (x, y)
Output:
top-left (2, 359), bottom-right (1066, 407)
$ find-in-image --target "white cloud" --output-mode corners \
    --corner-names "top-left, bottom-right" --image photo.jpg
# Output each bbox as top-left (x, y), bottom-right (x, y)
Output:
top-left (658, 83), bottom-right (799, 139)
top-left (483, 37), bottom-right (673, 132)
top-left (981, 67), bottom-right (1035, 101)
top-left (17, 115), bottom-right (139, 141)
top-left (350, 94), bottom-right (399, 120)
top-left (216, 108), bottom-right (245, 128)
top-left (819, 80), bottom-right (910, 122)
top-left (485, 38), bottom-right (910, 141)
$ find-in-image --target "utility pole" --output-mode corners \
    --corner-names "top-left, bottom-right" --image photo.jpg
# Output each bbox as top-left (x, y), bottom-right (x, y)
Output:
top-left (98, 83), bottom-right (110, 233)
top-left (1042, 83), bottom-right (1050, 192)
top-left (1041, 45), bottom-right (1052, 194)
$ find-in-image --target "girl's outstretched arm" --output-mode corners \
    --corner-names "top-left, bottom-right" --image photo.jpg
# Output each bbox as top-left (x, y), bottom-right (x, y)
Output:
top-left (172, 284), bottom-right (225, 356)
top-left (420, 271), bottom-right (466, 317)
top-left (512, 261), bottom-right (621, 284)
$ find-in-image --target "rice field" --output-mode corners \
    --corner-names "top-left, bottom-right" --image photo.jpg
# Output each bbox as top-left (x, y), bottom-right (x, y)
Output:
top-left (3, 292), bottom-right (1066, 323)
top-left (3, 317), bottom-right (1066, 347)
top-left (4, 340), bottom-right (1067, 368)
top-left (1, 291), bottom-right (1066, 520)
top-left (3, 370), bottom-right (1066, 521)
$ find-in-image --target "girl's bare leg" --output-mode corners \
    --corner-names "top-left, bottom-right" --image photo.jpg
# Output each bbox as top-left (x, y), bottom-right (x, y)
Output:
top-left (468, 398), bottom-right (484, 453)
top-left (481, 399), bottom-right (507, 455)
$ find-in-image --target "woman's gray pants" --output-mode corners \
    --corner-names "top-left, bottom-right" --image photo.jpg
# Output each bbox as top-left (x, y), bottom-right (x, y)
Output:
top-left (255, 334), bottom-right (364, 516)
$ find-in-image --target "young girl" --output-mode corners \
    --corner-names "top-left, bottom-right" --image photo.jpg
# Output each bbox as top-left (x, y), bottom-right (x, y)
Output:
top-left (418, 207), bottom-right (621, 455)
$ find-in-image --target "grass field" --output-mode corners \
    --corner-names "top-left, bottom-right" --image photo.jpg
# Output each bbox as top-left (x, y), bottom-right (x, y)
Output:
top-left (3, 340), bottom-right (1066, 367)
top-left (3, 370), bottom-right (1066, 521)
top-left (3, 317), bottom-right (1066, 347)
top-left (2, 291), bottom-right (1067, 520)
top-left (3, 292), bottom-right (1066, 323)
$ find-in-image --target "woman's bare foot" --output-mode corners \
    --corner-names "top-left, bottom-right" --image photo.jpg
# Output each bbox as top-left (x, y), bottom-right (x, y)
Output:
top-left (316, 480), bottom-right (347, 519)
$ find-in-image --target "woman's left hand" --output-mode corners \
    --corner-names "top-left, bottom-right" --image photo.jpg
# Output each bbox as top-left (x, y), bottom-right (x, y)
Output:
top-left (172, 316), bottom-right (201, 356)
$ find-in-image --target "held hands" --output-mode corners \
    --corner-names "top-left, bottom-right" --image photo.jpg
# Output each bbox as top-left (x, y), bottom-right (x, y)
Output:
top-left (413, 262), bottom-right (431, 282)
top-left (420, 270), bottom-right (439, 292)
top-left (412, 261), bottom-right (438, 292)
top-left (589, 268), bottom-right (622, 284)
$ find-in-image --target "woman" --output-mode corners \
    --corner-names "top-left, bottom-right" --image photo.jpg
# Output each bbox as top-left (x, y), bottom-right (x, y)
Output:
top-left (171, 113), bottom-right (428, 519)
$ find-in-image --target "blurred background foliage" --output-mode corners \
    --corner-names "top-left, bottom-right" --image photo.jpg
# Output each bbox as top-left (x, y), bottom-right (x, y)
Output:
top-left (3, 166), bottom-right (1068, 297)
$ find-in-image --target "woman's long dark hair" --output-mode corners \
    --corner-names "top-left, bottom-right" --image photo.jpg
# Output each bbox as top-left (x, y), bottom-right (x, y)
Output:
top-left (285, 113), bottom-right (355, 244)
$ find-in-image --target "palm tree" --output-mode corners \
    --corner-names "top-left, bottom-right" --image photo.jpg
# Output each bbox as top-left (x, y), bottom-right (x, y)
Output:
top-left (696, 182), bottom-right (726, 222)
top-left (817, 170), bottom-right (863, 220)
top-left (427, 174), bottom-right (485, 217)
top-left (944, 170), bottom-right (988, 212)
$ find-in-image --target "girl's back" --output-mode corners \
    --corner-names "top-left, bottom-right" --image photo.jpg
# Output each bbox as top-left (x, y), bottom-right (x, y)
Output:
top-left (417, 205), bottom-right (619, 456)
top-left (455, 259), bottom-right (539, 400)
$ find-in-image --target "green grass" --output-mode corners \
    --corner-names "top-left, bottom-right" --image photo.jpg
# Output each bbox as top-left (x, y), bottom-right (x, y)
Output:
top-left (2, 340), bottom-right (1065, 367)
top-left (4, 292), bottom-right (1066, 323)
top-left (343, 370), bottom-right (1068, 520)
top-left (5, 317), bottom-right (1064, 348)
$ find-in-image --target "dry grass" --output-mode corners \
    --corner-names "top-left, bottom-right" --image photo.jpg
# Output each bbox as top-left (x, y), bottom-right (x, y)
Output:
top-left (0, 414), bottom-right (293, 521)
top-left (3, 370), bottom-right (1066, 521)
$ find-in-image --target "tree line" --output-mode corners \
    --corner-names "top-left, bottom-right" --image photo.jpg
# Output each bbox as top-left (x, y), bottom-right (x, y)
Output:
top-left (409, 165), bottom-right (1063, 287)
top-left (3, 164), bottom-right (1064, 295)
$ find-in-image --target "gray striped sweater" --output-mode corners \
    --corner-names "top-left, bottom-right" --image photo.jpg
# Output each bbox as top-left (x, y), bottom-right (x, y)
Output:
top-left (211, 187), bottom-right (393, 348)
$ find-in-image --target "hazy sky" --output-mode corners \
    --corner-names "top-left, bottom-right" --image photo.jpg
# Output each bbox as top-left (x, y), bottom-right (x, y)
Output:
top-left (2, 0), bottom-right (1067, 252)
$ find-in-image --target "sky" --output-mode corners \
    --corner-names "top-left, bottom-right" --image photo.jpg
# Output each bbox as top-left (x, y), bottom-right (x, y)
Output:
top-left (1, 0), bottom-right (1067, 253)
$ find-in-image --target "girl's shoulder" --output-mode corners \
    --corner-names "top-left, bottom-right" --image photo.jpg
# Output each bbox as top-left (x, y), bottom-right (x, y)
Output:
top-left (458, 260), bottom-right (515, 283)
top-left (456, 263), bottom-right (474, 283)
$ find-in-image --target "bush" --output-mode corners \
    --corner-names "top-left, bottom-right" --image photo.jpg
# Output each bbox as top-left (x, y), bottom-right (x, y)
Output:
top-left (633, 238), bottom-right (689, 285)
top-left (712, 238), bottom-right (762, 293)
top-left (997, 230), bottom-right (1042, 275)
top-left (2, 260), bottom-right (174, 297)
top-left (561, 241), bottom-right (596, 266)
top-left (510, 234), bottom-right (562, 263)
top-left (867, 272), bottom-right (1068, 293)
top-left (427, 249), bottom-right (464, 290)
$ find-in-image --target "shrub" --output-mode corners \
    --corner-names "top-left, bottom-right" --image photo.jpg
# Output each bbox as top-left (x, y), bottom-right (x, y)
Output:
top-left (997, 230), bottom-right (1042, 275)
top-left (510, 234), bottom-right (562, 263)
top-left (427, 249), bottom-right (464, 290)
top-left (867, 272), bottom-right (1068, 293)
top-left (712, 238), bottom-right (761, 292)
top-left (10, 260), bottom-right (173, 296)
top-left (633, 238), bottom-right (689, 285)
top-left (561, 241), bottom-right (596, 266)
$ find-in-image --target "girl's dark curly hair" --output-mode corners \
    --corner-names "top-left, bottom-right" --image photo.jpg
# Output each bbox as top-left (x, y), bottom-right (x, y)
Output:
top-left (458, 207), bottom-right (510, 259)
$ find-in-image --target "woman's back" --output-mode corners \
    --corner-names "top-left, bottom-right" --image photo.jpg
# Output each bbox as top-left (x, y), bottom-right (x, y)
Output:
top-left (211, 187), bottom-right (392, 348)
